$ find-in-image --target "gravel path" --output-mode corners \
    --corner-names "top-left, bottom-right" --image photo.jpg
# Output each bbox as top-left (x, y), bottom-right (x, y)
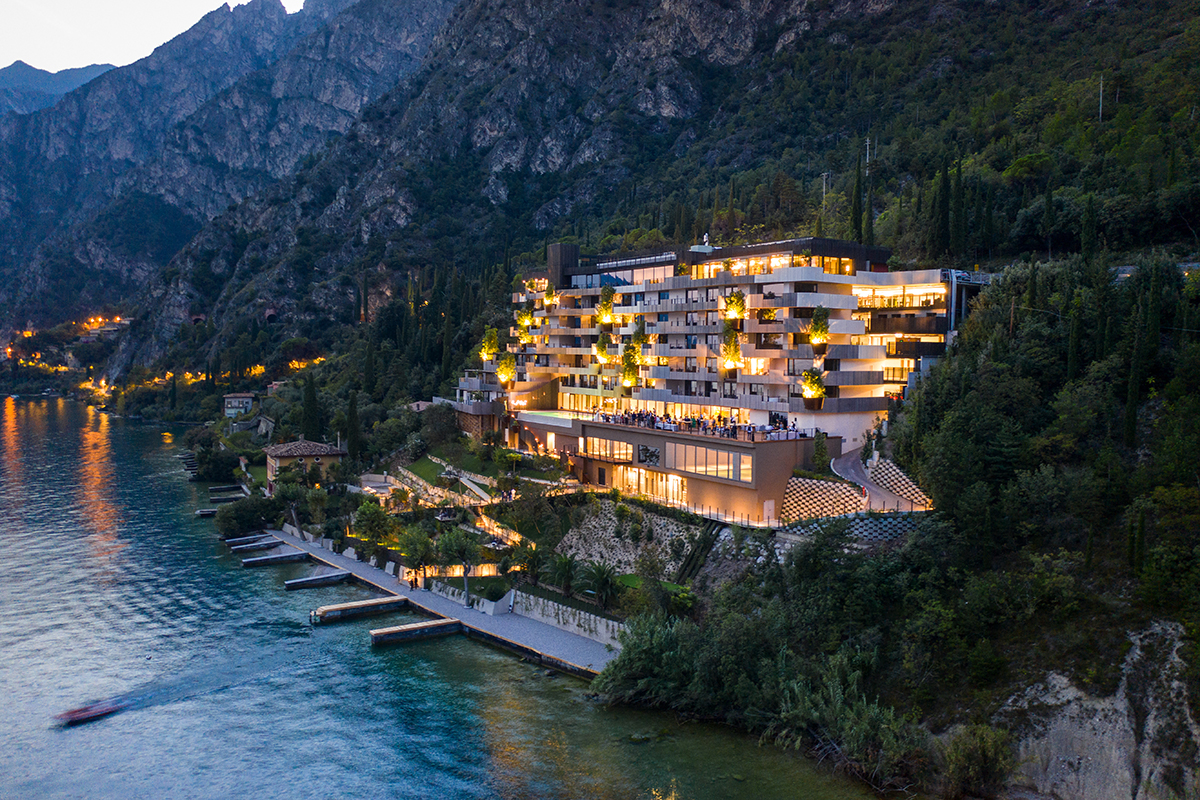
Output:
top-left (264, 529), bottom-right (617, 676)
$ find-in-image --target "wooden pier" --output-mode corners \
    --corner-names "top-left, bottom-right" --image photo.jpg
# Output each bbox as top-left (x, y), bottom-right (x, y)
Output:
top-left (371, 618), bottom-right (463, 645)
top-left (208, 484), bottom-right (242, 493)
top-left (312, 596), bottom-right (411, 623)
top-left (285, 570), bottom-right (351, 590)
top-left (209, 495), bottom-right (242, 504)
top-left (194, 508), bottom-right (217, 517)
top-left (242, 550), bottom-right (309, 567)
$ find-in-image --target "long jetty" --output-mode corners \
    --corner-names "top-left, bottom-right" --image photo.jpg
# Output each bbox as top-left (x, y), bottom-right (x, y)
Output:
top-left (257, 529), bottom-right (616, 677)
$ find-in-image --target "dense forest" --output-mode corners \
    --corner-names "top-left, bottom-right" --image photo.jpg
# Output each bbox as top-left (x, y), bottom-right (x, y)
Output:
top-left (596, 255), bottom-right (1199, 794)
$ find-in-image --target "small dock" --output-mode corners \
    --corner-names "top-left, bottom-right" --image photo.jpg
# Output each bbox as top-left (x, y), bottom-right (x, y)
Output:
top-left (313, 596), bottom-right (410, 623)
top-left (194, 508), bottom-right (217, 517)
top-left (225, 533), bottom-right (272, 546)
top-left (208, 484), bottom-right (242, 493)
top-left (371, 618), bottom-right (462, 645)
top-left (229, 539), bottom-right (281, 553)
top-left (209, 495), bottom-right (242, 504)
top-left (243, 550), bottom-right (310, 567)
top-left (285, 570), bottom-right (351, 590)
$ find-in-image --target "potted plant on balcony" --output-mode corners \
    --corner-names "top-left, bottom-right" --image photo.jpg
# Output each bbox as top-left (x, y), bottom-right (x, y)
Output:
top-left (725, 289), bottom-right (746, 320)
top-left (620, 345), bottom-right (639, 389)
top-left (801, 368), bottom-right (825, 410)
top-left (598, 285), bottom-right (617, 324)
top-left (720, 321), bottom-right (743, 372)
top-left (479, 327), bottom-right (499, 362)
top-left (809, 305), bottom-right (830, 356)
top-left (496, 353), bottom-right (517, 384)
top-left (594, 331), bottom-right (614, 364)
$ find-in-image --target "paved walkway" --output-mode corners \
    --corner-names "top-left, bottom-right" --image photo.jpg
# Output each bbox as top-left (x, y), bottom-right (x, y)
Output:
top-left (262, 529), bottom-right (617, 676)
top-left (831, 453), bottom-right (915, 512)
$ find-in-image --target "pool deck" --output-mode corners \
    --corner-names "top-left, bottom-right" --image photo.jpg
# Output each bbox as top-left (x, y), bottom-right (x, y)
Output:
top-left (261, 529), bottom-right (617, 677)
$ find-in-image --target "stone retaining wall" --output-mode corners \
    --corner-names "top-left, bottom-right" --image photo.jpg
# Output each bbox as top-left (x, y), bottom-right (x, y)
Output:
top-left (512, 591), bottom-right (625, 648)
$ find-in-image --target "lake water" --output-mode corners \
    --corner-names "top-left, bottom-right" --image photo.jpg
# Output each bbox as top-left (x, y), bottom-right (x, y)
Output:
top-left (0, 397), bottom-right (868, 799)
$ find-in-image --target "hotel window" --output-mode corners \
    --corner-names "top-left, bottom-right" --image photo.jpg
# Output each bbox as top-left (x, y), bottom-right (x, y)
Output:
top-left (706, 357), bottom-right (717, 372)
top-left (685, 357), bottom-right (698, 373)
top-left (705, 334), bottom-right (720, 348)
top-left (585, 437), bottom-right (633, 461)
top-left (657, 313), bottom-right (669, 322)
top-left (686, 312), bottom-right (700, 325)
top-left (659, 291), bottom-right (670, 301)
top-left (685, 335), bottom-right (698, 349)
top-left (706, 311), bottom-right (720, 325)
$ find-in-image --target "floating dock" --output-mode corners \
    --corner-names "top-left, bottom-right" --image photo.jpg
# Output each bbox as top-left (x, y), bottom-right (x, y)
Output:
top-left (224, 533), bottom-right (272, 546)
top-left (371, 618), bottom-right (462, 644)
top-left (208, 484), bottom-right (242, 493)
top-left (194, 509), bottom-right (217, 517)
top-left (229, 539), bottom-right (282, 553)
top-left (243, 550), bottom-right (310, 567)
top-left (209, 495), bottom-right (242, 504)
top-left (313, 596), bottom-right (411, 623)
top-left (285, 570), bottom-right (351, 590)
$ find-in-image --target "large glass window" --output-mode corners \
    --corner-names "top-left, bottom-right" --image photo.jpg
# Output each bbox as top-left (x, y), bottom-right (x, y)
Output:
top-left (664, 442), bottom-right (752, 483)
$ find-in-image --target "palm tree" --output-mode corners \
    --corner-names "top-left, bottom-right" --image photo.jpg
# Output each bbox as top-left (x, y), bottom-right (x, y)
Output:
top-left (437, 528), bottom-right (481, 605)
top-left (581, 561), bottom-right (621, 611)
top-left (544, 553), bottom-right (579, 597)
top-left (514, 542), bottom-right (546, 586)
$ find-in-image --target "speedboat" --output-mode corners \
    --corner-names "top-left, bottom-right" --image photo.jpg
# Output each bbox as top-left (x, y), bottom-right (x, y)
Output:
top-left (54, 698), bottom-right (127, 726)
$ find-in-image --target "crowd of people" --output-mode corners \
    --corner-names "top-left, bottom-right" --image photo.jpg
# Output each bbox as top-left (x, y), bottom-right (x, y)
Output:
top-left (589, 408), bottom-right (812, 441)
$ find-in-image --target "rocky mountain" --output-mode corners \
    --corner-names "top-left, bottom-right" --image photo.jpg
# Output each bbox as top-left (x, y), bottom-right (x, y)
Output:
top-left (0, 61), bottom-right (115, 115)
top-left (0, 0), bottom-right (459, 329)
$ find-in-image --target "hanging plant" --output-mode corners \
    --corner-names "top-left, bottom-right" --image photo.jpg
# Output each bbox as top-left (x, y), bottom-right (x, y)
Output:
top-left (544, 284), bottom-right (557, 305)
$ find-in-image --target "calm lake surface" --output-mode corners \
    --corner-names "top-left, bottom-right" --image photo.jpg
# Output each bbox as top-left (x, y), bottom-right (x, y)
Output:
top-left (0, 398), bottom-right (869, 800)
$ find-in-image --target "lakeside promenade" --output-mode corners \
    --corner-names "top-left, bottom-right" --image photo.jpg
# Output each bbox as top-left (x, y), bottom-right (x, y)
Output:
top-left (263, 528), bottom-right (618, 677)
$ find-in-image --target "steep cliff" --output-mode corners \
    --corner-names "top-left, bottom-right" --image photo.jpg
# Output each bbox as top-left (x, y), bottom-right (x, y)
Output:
top-left (0, 0), bottom-right (456, 328)
top-left (119, 0), bottom-right (909, 369)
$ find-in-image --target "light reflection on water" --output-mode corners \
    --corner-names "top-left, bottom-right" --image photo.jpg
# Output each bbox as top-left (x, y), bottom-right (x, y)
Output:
top-left (0, 400), bottom-right (869, 800)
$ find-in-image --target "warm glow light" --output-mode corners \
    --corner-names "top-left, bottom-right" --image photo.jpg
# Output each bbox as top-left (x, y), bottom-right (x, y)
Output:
top-left (622, 378), bottom-right (634, 387)
top-left (726, 309), bottom-right (738, 320)
top-left (724, 359), bottom-right (739, 369)
top-left (600, 313), bottom-right (613, 324)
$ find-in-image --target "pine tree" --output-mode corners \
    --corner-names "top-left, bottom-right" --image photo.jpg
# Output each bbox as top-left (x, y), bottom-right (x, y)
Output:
top-left (851, 155), bottom-right (863, 243)
top-left (1066, 290), bottom-right (1082, 382)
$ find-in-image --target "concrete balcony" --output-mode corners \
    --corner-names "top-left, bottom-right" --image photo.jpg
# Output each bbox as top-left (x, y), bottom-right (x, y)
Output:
top-left (825, 370), bottom-right (886, 386)
top-left (788, 396), bottom-right (889, 414)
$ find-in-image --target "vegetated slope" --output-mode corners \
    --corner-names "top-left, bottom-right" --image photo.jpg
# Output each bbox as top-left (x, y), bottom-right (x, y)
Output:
top-left (596, 255), bottom-right (1200, 796)
top-left (0, 0), bottom-right (365, 326)
top-left (114, 0), bottom-right (1198, 378)
top-left (0, 61), bottom-right (114, 115)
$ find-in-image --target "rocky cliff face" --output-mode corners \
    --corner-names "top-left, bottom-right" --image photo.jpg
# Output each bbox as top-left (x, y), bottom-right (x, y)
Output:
top-left (0, 61), bottom-right (115, 115)
top-left (999, 622), bottom-right (1200, 800)
top-left (117, 0), bottom-right (910, 370)
top-left (0, 0), bottom-right (456, 329)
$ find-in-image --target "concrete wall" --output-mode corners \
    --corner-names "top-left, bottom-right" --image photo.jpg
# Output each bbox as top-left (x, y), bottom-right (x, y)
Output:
top-left (513, 591), bottom-right (625, 648)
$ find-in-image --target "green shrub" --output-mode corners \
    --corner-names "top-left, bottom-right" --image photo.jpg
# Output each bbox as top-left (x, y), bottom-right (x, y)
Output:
top-left (941, 725), bottom-right (1014, 799)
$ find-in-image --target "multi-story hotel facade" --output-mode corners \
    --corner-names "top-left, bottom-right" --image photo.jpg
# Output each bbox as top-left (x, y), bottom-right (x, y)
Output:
top-left (441, 238), bottom-right (987, 525)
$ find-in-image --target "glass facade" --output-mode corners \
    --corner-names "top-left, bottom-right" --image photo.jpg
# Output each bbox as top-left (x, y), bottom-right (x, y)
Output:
top-left (664, 442), bottom-right (752, 483)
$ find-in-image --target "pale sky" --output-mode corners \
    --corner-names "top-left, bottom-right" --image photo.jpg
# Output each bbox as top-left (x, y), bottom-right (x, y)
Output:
top-left (2, 0), bottom-right (306, 74)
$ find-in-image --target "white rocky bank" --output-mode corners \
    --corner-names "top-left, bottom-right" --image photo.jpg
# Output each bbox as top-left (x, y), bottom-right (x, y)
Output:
top-left (1000, 622), bottom-right (1200, 800)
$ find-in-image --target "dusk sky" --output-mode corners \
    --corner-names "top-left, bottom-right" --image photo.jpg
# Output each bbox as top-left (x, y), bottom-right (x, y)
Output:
top-left (3, 0), bottom-right (305, 73)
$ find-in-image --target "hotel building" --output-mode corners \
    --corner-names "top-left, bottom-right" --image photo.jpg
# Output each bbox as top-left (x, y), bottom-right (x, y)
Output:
top-left (441, 238), bottom-right (987, 525)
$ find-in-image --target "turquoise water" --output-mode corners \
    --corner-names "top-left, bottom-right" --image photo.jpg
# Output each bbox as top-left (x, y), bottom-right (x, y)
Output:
top-left (0, 398), bottom-right (868, 800)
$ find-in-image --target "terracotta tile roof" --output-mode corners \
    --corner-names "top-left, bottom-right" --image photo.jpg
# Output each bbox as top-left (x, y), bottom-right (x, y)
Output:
top-left (262, 440), bottom-right (347, 458)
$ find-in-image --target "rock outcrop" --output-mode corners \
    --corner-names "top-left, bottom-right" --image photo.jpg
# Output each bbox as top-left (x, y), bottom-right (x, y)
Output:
top-left (999, 622), bottom-right (1200, 800)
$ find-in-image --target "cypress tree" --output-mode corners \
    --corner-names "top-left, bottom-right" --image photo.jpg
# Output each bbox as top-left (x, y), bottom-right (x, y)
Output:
top-left (169, 373), bottom-right (178, 410)
top-left (864, 182), bottom-right (875, 247)
top-left (983, 184), bottom-right (996, 255)
top-left (934, 160), bottom-right (951, 255)
top-left (346, 390), bottom-right (362, 462)
top-left (951, 162), bottom-right (966, 255)
top-left (1066, 290), bottom-right (1082, 382)
top-left (1042, 180), bottom-right (1055, 261)
top-left (851, 155), bottom-right (863, 243)
top-left (302, 376), bottom-right (321, 441)
top-left (363, 343), bottom-right (377, 398)
top-left (1081, 194), bottom-right (1097, 265)
top-left (1123, 309), bottom-right (1143, 447)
